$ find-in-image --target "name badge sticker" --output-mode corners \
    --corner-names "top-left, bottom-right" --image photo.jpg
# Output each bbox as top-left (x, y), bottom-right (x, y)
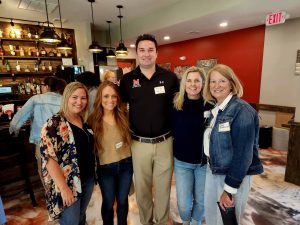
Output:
top-left (115, 141), bottom-right (123, 150)
top-left (219, 122), bottom-right (230, 132)
top-left (87, 129), bottom-right (94, 135)
top-left (204, 110), bottom-right (211, 118)
top-left (154, 86), bottom-right (166, 94)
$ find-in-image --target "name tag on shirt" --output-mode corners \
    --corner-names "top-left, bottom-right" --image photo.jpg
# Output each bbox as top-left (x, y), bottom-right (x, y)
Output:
top-left (154, 86), bottom-right (165, 94)
top-left (219, 122), bottom-right (230, 132)
top-left (204, 110), bottom-right (211, 118)
top-left (115, 141), bottom-right (123, 150)
top-left (87, 129), bottom-right (94, 135)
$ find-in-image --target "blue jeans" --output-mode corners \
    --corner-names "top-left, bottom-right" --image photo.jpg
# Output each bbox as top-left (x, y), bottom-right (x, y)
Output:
top-left (174, 158), bottom-right (207, 225)
top-left (98, 157), bottom-right (133, 225)
top-left (59, 176), bottom-right (95, 225)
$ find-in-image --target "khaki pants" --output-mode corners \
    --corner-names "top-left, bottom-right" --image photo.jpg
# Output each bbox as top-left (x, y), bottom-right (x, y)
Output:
top-left (35, 145), bottom-right (45, 189)
top-left (131, 137), bottom-right (173, 225)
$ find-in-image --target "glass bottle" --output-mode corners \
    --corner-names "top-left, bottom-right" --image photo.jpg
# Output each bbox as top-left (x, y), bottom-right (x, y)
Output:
top-left (41, 62), bottom-right (46, 71)
top-left (48, 62), bottom-right (53, 72)
top-left (9, 45), bottom-right (15, 56)
top-left (34, 30), bottom-right (39, 39)
top-left (27, 28), bottom-right (32, 39)
top-left (48, 49), bottom-right (55, 57)
top-left (0, 45), bottom-right (4, 56)
top-left (16, 61), bottom-right (21, 72)
top-left (40, 47), bottom-right (47, 57)
top-left (28, 47), bottom-right (32, 56)
top-left (25, 65), bottom-right (30, 72)
top-left (56, 50), bottom-right (62, 57)
top-left (5, 61), bottom-right (11, 72)
top-left (34, 61), bottom-right (39, 72)
top-left (20, 47), bottom-right (25, 57)
top-left (0, 28), bottom-right (3, 38)
top-left (25, 78), bottom-right (31, 95)
top-left (9, 29), bottom-right (16, 38)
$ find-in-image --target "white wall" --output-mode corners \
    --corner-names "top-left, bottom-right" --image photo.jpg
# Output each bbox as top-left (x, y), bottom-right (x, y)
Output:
top-left (260, 18), bottom-right (300, 122)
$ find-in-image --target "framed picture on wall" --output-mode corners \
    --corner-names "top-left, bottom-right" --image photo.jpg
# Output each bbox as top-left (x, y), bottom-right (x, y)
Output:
top-left (158, 62), bottom-right (171, 71)
top-left (197, 58), bottom-right (218, 74)
top-left (174, 65), bottom-right (190, 80)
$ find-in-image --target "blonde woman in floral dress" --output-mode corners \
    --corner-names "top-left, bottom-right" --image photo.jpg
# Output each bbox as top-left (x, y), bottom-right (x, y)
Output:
top-left (40, 82), bottom-right (96, 225)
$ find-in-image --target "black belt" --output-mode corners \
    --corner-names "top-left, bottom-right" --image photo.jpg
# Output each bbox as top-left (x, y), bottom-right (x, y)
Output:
top-left (132, 132), bottom-right (172, 144)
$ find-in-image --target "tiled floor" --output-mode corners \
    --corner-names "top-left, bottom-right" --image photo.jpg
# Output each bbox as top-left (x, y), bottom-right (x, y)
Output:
top-left (2, 148), bottom-right (300, 225)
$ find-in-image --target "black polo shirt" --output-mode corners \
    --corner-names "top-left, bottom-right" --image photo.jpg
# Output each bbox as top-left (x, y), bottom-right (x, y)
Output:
top-left (120, 65), bottom-right (178, 138)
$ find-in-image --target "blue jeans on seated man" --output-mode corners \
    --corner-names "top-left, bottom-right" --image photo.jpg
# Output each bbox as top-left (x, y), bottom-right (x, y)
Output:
top-left (174, 158), bottom-right (207, 225)
top-left (59, 176), bottom-right (95, 225)
top-left (98, 157), bottom-right (133, 225)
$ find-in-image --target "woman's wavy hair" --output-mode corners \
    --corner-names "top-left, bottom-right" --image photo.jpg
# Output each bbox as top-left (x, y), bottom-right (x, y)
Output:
top-left (203, 64), bottom-right (243, 103)
top-left (87, 81), bottom-right (131, 151)
top-left (173, 66), bottom-right (205, 110)
top-left (59, 82), bottom-right (89, 122)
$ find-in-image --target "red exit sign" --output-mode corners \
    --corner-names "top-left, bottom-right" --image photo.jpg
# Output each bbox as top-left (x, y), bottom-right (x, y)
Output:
top-left (266, 11), bottom-right (286, 26)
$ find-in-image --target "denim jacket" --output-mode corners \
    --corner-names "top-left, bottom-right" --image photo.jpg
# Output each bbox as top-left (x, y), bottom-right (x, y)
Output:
top-left (208, 95), bottom-right (263, 189)
top-left (9, 92), bottom-right (62, 144)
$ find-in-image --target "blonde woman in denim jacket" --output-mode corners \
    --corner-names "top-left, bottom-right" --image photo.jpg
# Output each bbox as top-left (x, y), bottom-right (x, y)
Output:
top-left (202, 64), bottom-right (263, 225)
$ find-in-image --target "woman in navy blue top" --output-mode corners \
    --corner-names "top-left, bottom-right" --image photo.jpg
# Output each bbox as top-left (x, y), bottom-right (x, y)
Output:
top-left (172, 66), bottom-right (213, 225)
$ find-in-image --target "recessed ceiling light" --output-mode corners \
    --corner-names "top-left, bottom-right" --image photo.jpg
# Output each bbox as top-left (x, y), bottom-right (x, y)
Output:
top-left (164, 36), bottom-right (170, 40)
top-left (130, 44), bottom-right (135, 48)
top-left (220, 22), bottom-right (228, 27)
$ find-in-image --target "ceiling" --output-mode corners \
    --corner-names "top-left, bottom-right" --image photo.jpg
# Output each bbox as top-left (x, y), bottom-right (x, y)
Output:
top-left (1, 0), bottom-right (300, 47)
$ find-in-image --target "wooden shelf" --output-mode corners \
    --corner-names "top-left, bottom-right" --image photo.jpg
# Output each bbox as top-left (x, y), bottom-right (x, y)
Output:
top-left (0, 71), bottom-right (55, 77)
top-left (1, 55), bottom-right (63, 60)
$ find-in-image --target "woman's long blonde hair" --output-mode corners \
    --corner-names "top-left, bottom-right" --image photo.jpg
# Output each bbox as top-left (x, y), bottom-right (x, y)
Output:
top-left (173, 66), bottom-right (205, 110)
top-left (87, 81), bottom-right (131, 151)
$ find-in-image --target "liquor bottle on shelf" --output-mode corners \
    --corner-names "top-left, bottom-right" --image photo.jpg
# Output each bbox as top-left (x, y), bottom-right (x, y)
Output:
top-left (31, 78), bottom-right (37, 95)
top-left (0, 45), bottom-right (4, 56)
top-left (41, 62), bottom-right (46, 71)
top-left (18, 82), bottom-right (26, 95)
top-left (28, 47), bottom-right (32, 56)
top-left (16, 61), bottom-right (21, 72)
top-left (48, 62), bottom-right (53, 72)
top-left (20, 47), bottom-right (25, 57)
top-left (9, 45), bottom-right (15, 56)
top-left (36, 80), bottom-right (41, 95)
top-left (25, 65), bottom-right (30, 72)
top-left (9, 29), bottom-right (16, 38)
top-left (56, 50), bottom-right (62, 57)
top-left (40, 47), bottom-right (47, 57)
top-left (34, 30), bottom-right (39, 39)
top-left (5, 61), bottom-right (11, 72)
top-left (0, 28), bottom-right (3, 38)
top-left (64, 50), bottom-right (68, 57)
top-left (34, 61), bottom-right (39, 72)
top-left (35, 47), bottom-right (40, 57)
top-left (27, 28), bottom-right (32, 39)
top-left (48, 49), bottom-right (55, 57)
top-left (25, 78), bottom-right (31, 95)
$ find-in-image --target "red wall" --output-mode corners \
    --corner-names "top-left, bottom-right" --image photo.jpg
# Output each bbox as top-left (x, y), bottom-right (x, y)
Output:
top-left (157, 26), bottom-right (265, 103)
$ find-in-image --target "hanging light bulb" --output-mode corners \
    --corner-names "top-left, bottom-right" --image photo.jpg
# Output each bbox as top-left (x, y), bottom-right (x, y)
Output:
top-left (39, 0), bottom-right (61, 43)
top-left (88, 0), bottom-right (102, 53)
top-left (56, 0), bottom-right (72, 50)
top-left (115, 5), bottom-right (128, 56)
top-left (106, 21), bottom-right (116, 58)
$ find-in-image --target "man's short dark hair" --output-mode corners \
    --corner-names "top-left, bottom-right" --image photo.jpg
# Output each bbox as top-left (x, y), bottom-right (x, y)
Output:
top-left (135, 34), bottom-right (158, 51)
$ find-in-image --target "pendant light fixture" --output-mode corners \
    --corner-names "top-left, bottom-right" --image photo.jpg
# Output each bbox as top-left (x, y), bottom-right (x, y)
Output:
top-left (39, 0), bottom-right (61, 43)
top-left (106, 21), bottom-right (116, 58)
top-left (88, 0), bottom-right (102, 53)
top-left (56, 0), bottom-right (72, 50)
top-left (115, 5), bottom-right (128, 56)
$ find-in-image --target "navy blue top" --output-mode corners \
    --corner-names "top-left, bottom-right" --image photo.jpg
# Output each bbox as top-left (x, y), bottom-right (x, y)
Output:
top-left (171, 96), bottom-right (212, 164)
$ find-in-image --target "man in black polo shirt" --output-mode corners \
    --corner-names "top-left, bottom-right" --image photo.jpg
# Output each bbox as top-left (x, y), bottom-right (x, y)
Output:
top-left (120, 34), bottom-right (178, 225)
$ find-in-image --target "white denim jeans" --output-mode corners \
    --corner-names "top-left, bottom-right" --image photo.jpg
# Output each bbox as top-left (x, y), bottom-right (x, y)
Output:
top-left (204, 167), bottom-right (252, 225)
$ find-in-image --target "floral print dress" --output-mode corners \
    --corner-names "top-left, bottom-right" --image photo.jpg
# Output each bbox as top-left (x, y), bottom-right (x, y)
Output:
top-left (40, 114), bottom-right (82, 220)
